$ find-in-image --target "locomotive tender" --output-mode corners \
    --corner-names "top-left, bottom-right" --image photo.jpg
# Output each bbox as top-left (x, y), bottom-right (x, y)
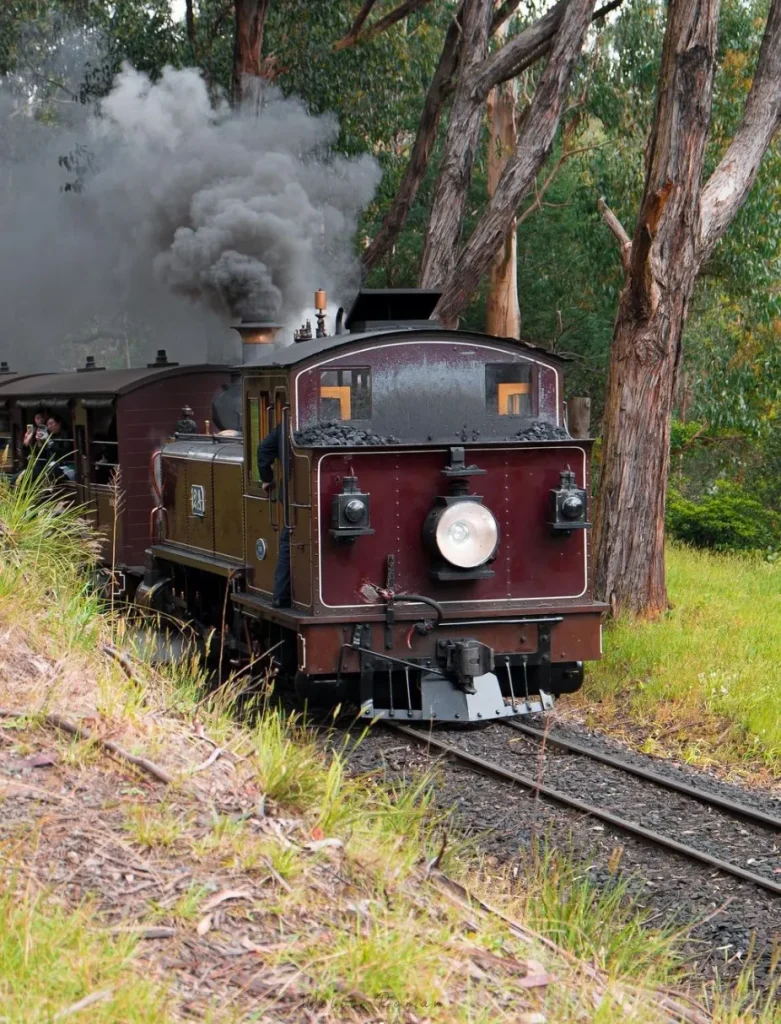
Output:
top-left (140, 289), bottom-right (607, 723)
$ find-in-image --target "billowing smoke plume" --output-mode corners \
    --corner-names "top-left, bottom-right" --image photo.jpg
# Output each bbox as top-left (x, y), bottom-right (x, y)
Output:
top-left (0, 46), bottom-right (381, 371)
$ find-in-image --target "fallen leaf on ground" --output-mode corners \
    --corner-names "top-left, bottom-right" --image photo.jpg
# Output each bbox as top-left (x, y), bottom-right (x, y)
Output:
top-left (519, 972), bottom-right (555, 989)
top-left (201, 889), bottom-right (252, 912)
top-left (304, 838), bottom-right (344, 852)
top-left (8, 751), bottom-right (58, 770)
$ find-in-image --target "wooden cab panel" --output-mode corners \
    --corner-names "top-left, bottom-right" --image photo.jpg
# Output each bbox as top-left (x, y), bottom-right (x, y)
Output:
top-left (213, 460), bottom-right (244, 560)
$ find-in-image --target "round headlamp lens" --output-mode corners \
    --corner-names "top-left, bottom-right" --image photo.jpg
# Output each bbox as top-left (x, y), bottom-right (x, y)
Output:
top-left (345, 499), bottom-right (367, 523)
top-left (434, 501), bottom-right (498, 568)
top-left (561, 494), bottom-right (585, 521)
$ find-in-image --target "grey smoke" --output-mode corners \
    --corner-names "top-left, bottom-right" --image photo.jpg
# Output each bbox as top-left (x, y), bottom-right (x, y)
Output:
top-left (0, 46), bottom-right (381, 370)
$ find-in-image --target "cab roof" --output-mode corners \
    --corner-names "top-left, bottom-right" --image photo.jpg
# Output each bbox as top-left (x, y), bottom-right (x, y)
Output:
top-left (250, 328), bottom-right (567, 369)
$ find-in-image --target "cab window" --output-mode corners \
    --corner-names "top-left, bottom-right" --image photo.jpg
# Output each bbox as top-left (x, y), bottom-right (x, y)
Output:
top-left (485, 363), bottom-right (533, 416)
top-left (319, 368), bottom-right (371, 421)
top-left (248, 392), bottom-right (270, 483)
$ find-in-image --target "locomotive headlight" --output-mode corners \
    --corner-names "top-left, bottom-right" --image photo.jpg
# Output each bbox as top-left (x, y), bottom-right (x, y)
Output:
top-left (434, 501), bottom-right (498, 569)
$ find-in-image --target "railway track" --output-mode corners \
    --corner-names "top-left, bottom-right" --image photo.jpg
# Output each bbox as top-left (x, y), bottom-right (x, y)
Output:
top-left (385, 721), bottom-right (781, 898)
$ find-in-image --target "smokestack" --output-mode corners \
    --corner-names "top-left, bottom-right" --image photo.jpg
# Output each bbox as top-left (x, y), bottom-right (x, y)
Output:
top-left (147, 348), bottom-right (178, 368)
top-left (232, 319), bottom-right (283, 365)
top-left (77, 355), bottom-right (105, 372)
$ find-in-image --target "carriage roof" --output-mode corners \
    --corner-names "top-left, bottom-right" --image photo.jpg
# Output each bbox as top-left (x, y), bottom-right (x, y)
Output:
top-left (0, 363), bottom-right (230, 399)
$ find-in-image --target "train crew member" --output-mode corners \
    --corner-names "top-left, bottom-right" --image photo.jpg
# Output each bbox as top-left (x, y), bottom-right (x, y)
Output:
top-left (257, 424), bottom-right (290, 608)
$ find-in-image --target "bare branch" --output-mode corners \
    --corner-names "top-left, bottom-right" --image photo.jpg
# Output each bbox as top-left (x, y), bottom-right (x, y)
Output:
top-left (435, 0), bottom-right (599, 323)
top-left (362, 7), bottom-right (463, 271)
top-left (491, 0), bottom-right (523, 36)
top-left (334, 0), bottom-right (434, 50)
top-left (333, 0), bottom-right (379, 51)
top-left (477, 0), bottom-right (625, 97)
top-left (699, 0), bottom-right (781, 259)
top-left (597, 196), bottom-right (631, 272)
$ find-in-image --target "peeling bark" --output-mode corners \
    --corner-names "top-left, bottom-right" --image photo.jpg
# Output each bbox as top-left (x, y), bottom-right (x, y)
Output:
top-left (232, 0), bottom-right (271, 108)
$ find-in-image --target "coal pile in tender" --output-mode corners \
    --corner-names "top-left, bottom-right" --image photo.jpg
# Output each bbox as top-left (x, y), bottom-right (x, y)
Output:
top-left (513, 421), bottom-right (570, 441)
top-left (294, 420), bottom-right (400, 447)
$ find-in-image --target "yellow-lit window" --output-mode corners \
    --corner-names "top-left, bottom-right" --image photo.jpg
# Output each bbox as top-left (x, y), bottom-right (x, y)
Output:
top-left (319, 368), bottom-right (371, 421)
top-left (486, 363), bottom-right (533, 416)
top-left (497, 382), bottom-right (531, 415)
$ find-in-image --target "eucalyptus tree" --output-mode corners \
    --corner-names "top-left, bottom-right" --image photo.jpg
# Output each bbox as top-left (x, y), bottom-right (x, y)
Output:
top-left (593, 0), bottom-right (781, 616)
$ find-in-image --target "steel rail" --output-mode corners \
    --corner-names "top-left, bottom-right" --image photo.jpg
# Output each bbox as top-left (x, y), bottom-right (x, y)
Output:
top-left (501, 720), bottom-right (781, 832)
top-left (385, 722), bottom-right (781, 898)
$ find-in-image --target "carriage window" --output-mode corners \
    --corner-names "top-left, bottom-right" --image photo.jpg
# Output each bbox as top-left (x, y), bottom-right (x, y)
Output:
top-left (319, 368), bottom-right (371, 421)
top-left (486, 363), bottom-right (533, 416)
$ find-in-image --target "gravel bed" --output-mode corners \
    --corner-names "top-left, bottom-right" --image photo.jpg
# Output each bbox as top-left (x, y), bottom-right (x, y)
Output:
top-left (444, 722), bottom-right (781, 883)
top-left (338, 722), bottom-right (781, 986)
top-left (539, 718), bottom-right (781, 818)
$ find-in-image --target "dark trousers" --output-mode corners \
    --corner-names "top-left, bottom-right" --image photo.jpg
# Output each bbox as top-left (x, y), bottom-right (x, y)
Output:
top-left (274, 526), bottom-right (291, 604)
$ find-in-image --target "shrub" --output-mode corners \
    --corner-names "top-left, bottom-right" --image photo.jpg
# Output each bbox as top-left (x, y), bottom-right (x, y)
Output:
top-left (666, 480), bottom-right (780, 553)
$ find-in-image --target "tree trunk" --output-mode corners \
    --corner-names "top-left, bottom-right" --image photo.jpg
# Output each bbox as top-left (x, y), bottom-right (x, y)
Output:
top-left (593, 0), bottom-right (719, 617)
top-left (593, 281), bottom-right (696, 616)
top-left (484, 14), bottom-right (520, 339)
top-left (232, 0), bottom-right (271, 109)
top-left (567, 396), bottom-right (591, 438)
top-left (420, 0), bottom-right (493, 295)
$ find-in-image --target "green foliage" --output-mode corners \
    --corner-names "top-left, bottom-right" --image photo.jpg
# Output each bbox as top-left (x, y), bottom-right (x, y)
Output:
top-left (666, 480), bottom-right (780, 553)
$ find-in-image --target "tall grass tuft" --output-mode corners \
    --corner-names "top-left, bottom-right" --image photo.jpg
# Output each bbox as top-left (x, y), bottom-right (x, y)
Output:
top-left (0, 879), bottom-right (171, 1021)
top-left (0, 469), bottom-right (101, 594)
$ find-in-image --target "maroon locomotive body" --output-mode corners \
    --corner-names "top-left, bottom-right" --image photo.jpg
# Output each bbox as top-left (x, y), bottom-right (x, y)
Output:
top-left (143, 290), bottom-right (606, 723)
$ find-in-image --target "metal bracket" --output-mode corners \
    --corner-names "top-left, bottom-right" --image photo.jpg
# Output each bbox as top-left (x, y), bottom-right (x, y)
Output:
top-left (442, 446), bottom-right (486, 477)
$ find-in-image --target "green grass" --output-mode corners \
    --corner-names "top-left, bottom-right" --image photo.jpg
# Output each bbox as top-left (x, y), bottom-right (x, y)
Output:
top-left (0, 882), bottom-right (170, 1022)
top-left (579, 544), bottom-right (781, 774)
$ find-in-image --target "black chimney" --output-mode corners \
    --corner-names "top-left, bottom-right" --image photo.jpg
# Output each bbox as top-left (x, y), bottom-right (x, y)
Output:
top-left (77, 354), bottom-right (105, 372)
top-left (148, 348), bottom-right (178, 368)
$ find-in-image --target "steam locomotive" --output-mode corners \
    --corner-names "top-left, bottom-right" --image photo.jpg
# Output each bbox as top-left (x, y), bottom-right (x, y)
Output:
top-left (0, 289), bottom-right (606, 723)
